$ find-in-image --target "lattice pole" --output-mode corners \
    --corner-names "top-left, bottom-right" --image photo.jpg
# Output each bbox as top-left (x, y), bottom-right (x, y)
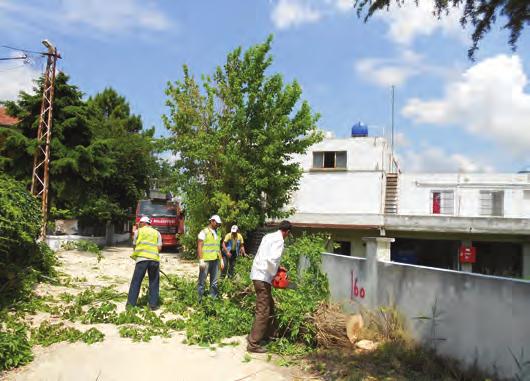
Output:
top-left (31, 41), bottom-right (60, 240)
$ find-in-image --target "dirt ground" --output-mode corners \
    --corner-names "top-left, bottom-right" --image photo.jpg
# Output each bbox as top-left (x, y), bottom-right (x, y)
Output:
top-left (2, 246), bottom-right (316, 381)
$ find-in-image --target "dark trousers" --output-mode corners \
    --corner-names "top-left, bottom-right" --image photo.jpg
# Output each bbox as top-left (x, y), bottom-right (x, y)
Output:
top-left (248, 280), bottom-right (275, 349)
top-left (221, 252), bottom-right (237, 278)
top-left (127, 260), bottom-right (160, 308)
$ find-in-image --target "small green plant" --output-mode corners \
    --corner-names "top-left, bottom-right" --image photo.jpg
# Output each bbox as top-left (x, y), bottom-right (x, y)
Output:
top-left (118, 325), bottom-right (170, 342)
top-left (30, 321), bottom-right (105, 347)
top-left (0, 317), bottom-right (33, 371)
top-left (242, 353), bottom-right (252, 363)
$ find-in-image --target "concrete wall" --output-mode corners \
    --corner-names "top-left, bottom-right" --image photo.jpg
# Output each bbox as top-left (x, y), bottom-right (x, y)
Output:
top-left (289, 137), bottom-right (391, 215)
top-left (293, 137), bottom-right (392, 172)
top-left (292, 172), bottom-right (384, 214)
top-left (399, 173), bottom-right (530, 218)
top-left (46, 233), bottom-right (130, 251)
top-left (321, 252), bottom-right (530, 379)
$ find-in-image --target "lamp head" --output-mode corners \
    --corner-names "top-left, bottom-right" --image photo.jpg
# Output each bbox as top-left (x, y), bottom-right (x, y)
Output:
top-left (42, 39), bottom-right (54, 52)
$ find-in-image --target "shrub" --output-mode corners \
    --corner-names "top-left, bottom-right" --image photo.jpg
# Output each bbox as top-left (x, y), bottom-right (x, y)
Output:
top-left (0, 175), bottom-right (56, 307)
top-left (0, 315), bottom-right (33, 372)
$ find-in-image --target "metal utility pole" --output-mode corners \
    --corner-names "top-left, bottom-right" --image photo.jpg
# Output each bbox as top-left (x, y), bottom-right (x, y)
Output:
top-left (391, 85), bottom-right (395, 172)
top-left (392, 85), bottom-right (395, 158)
top-left (31, 40), bottom-right (61, 239)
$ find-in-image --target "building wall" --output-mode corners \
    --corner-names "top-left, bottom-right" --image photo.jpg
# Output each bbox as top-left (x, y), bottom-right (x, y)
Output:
top-left (289, 137), bottom-right (391, 215)
top-left (321, 252), bottom-right (530, 379)
top-left (292, 172), bottom-right (384, 214)
top-left (293, 137), bottom-right (392, 172)
top-left (399, 173), bottom-right (530, 218)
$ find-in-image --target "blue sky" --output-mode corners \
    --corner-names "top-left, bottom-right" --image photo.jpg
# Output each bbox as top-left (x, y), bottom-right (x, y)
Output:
top-left (1, 0), bottom-right (530, 173)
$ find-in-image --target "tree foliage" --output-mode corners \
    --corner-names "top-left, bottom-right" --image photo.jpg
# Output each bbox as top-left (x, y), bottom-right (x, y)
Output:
top-left (163, 36), bottom-right (322, 254)
top-left (354, 0), bottom-right (530, 58)
top-left (0, 174), bottom-right (56, 307)
top-left (0, 75), bottom-right (158, 226)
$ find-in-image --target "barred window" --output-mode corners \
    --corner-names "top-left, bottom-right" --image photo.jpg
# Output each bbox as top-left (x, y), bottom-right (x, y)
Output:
top-left (431, 191), bottom-right (454, 215)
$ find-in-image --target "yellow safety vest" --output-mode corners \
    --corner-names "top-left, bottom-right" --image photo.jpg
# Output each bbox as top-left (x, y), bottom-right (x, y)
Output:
top-left (131, 226), bottom-right (160, 262)
top-left (201, 227), bottom-right (221, 261)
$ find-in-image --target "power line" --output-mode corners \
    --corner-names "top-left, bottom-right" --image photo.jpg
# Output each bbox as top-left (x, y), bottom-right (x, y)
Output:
top-left (0, 55), bottom-right (28, 61)
top-left (1, 44), bottom-right (46, 55)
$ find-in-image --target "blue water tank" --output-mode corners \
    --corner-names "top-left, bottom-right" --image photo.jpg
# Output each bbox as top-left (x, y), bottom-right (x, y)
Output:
top-left (351, 121), bottom-right (368, 137)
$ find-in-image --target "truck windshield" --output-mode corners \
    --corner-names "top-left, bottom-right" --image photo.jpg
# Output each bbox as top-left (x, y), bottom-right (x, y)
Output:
top-left (139, 201), bottom-right (177, 216)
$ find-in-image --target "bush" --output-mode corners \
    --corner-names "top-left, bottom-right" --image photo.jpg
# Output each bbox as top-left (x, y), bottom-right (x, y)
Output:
top-left (272, 234), bottom-right (329, 348)
top-left (160, 233), bottom-right (330, 355)
top-left (0, 315), bottom-right (33, 372)
top-left (0, 175), bottom-right (56, 307)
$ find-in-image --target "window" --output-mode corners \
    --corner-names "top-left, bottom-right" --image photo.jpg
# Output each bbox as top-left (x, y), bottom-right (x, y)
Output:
top-left (480, 191), bottom-right (504, 216)
top-left (333, 241), bottom-right (351, 256)
top-left (431, 191), bottom-right (454, 215)
top-left (312, 151), bottom-right (347, 169)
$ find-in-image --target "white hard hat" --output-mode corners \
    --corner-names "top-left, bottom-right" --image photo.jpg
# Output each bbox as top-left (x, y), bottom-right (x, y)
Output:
top-left (210, 215), bottom-right (221, 224)
top-left (231, 225), bottom-right (238, 233)
top-left (140, 216), bottom-right (151, 224)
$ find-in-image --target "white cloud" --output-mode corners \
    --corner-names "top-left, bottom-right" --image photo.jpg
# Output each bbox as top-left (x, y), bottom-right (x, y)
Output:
top-left (271, 0), bottom-right (355, 29)
top-left (271, 0), bottom-right (321, 29)
top-left (355, 49), bottom-right (437, 87)
top-left (334, 0), bottom-right (353, 12)
top-left (375, 0), bottom-right (464, 45)
top-left (0, 0), bottom-right (171, 35)
top-left (403, 54), bottom-right (530, 155)
top-left (356, 58), bottom-right (415, 87)
top-left (398, 145), bottom-right (495, 173)
top-left (0, 58), bottom-right (39, 101)
top-left (394, 132), bottom-right (409, 147)
top-left (61, 0), bottom-right (171, 33)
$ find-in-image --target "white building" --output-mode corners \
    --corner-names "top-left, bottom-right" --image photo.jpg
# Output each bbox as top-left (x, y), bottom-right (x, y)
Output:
top-left (288, 132), bottom-right (530, 279)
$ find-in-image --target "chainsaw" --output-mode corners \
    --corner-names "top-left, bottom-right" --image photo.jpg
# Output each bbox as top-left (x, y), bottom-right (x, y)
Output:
top-left (272, 267), bottom-right (297, 290)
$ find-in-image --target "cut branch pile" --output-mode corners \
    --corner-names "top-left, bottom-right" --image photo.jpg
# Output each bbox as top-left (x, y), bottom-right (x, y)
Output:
top-left (312, 302), bottom-right (351, 348)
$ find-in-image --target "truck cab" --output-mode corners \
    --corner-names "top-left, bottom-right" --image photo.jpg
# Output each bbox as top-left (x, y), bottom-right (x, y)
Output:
top-left (133, 196), bottom-right (184, 249)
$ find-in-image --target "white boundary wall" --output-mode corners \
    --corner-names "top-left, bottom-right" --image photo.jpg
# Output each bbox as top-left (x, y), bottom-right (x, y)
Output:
top-left (321, 244), bottom-right (530, 379)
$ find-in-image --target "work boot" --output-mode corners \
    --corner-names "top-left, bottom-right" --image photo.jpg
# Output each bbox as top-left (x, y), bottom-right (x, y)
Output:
top-left (247, 345), bottom-right (267, 354)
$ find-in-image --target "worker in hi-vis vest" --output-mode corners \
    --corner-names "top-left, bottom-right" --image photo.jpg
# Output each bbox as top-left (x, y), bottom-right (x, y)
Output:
top-left (127, 216), bottom-right (162, 310)
top-left (197, 214), bottom-right (224, 301)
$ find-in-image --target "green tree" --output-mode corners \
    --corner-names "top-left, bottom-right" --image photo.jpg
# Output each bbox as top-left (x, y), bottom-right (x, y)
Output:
top-left (0, 72), bottom-right (114, 213)
top-left (163, 35), bottom-right (322, 255)
top-left (0, 77), bottom-right (158, 227)
top-left (354, 0), bottom-right (530, 58)
top-left (85, 88), bottom-right (158, 225)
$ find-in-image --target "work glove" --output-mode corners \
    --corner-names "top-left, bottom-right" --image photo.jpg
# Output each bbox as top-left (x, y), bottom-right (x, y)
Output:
top-left (199, 259), bottom-right (206, 270)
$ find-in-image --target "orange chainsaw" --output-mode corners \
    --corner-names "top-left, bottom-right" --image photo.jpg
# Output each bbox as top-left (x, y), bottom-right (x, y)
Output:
top-left (272, 267), bottom-right (296, 289)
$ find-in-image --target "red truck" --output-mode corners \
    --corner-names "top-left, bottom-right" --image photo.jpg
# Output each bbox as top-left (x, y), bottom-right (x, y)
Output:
top-left (132, 193), bottom-right (185, 250)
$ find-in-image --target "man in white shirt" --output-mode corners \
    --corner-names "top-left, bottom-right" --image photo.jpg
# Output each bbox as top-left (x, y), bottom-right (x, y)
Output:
top-left (247, 220), bottom-right (292, 353)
